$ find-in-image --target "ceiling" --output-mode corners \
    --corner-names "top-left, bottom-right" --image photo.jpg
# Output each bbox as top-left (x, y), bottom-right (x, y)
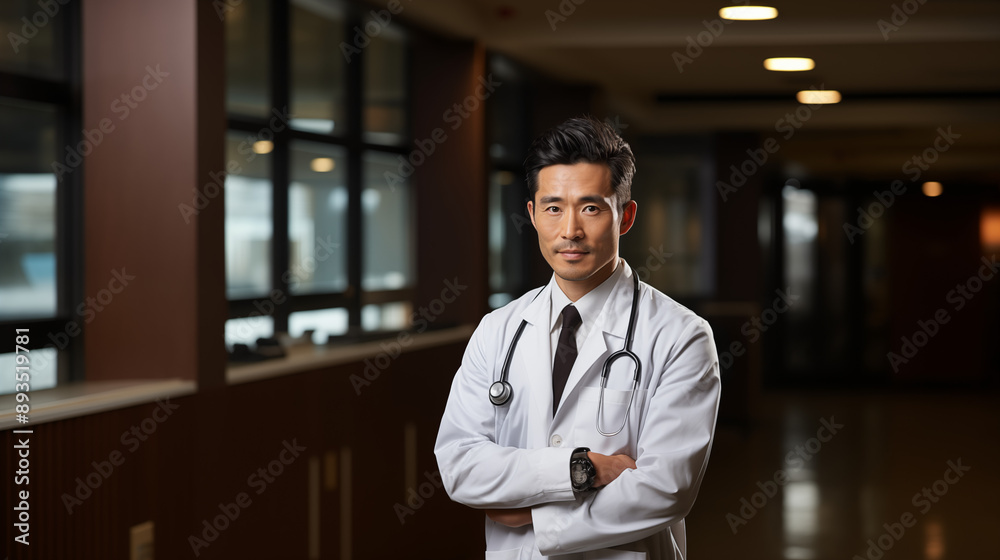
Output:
top-left (375, 0), bottom-right (1000, 181)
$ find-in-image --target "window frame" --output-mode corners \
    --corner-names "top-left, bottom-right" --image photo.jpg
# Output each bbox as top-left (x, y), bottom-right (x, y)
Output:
top-left (0, 0), bottom-right (83, 385)
top-left (225, 0), bottom-right (415, 340)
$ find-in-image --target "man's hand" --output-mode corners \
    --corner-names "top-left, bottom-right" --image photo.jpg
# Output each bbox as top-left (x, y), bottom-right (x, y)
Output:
top-left (588, 452), bottom-right (637, 488)
top-left (485, 507), bottom-right (533, 527)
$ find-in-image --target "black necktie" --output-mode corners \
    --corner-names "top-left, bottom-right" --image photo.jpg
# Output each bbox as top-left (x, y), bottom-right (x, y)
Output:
top-left (552, 305), bottom-right (582, 414)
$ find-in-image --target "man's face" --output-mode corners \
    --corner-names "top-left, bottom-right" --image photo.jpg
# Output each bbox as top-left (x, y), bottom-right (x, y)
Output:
top-left (528, 163), bottom-right (636, 294)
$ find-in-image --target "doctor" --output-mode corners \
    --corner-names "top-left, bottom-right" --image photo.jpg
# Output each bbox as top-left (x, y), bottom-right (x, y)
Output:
top-left (435, 117), bottom-right (720, 559)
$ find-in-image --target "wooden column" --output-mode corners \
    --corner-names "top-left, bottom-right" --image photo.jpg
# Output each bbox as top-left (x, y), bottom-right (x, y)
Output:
top-left (82, 0), bottom-right (226, 386)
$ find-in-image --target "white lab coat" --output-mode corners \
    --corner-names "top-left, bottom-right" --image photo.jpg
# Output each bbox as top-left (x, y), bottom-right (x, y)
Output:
top-left (435, 260), bottom-right (721, 560)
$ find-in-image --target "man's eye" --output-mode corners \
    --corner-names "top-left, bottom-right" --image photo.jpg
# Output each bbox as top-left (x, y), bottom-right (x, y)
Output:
top-left (584, 205), bottom-right (599, 212)
top-left (546, 206), bottom-right (560, 213)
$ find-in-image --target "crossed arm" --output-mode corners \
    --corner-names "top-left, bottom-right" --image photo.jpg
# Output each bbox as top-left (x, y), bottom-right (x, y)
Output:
top-left (484, 452), bottom-right (638, 526)
top-left (435, 314), bottom-right (720, 554)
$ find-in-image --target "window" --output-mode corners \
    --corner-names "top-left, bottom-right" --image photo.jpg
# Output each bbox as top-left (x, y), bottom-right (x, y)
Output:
top-left (486, 55), bottom-right (533, 309)
top-left (0, 1), bottom-right (80, 394)
top-left (224, 0), bottom-right (413, 349)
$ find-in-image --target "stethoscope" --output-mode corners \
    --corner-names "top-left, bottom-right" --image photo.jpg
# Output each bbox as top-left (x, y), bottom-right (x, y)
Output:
top-left (489, 273), bottom-right (642, 437)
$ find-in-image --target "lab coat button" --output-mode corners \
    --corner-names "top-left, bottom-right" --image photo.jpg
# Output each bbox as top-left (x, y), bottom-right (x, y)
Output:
top-left (550, 434), bottom-right (563, 447)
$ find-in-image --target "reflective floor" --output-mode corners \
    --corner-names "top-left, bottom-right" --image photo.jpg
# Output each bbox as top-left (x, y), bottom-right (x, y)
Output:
top-left (686, 391), bottom-right (1000, 560)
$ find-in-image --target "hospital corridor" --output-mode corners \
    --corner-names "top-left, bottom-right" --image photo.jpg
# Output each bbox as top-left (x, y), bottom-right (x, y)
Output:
top-left (1, 0), bottom-right (998, 558)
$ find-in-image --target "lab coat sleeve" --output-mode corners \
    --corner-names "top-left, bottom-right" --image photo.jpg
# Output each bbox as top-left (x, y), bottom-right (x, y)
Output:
top-left (532, 317), bottom-right (721, 554)
top-left (434, 313), bottom-right (577, 509)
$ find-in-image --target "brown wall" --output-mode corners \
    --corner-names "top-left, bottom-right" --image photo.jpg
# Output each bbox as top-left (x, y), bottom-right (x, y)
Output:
top-left (412, 35), bottom-right (490, 324)
top-left (2, 344), bottom-right (483, 559)
top-left (82, 0), bottom-right (227, 385)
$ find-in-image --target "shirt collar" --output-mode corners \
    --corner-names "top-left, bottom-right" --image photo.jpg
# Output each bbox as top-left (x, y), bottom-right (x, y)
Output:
top-left (549, 258), bottom-right (624, 337)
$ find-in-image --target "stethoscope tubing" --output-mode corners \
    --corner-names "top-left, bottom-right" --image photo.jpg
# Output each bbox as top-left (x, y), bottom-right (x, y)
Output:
top-left (490, 273), bottom-right (643, 438)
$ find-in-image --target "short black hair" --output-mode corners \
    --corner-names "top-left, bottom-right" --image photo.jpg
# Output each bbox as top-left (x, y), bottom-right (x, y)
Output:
top-left (524, 116), bottom-right (635, 208)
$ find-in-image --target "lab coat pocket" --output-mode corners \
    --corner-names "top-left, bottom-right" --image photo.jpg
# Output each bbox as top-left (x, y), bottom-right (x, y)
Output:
top-left (485, 547), bottom-right (522, 560)
top-left (572, 386), bottom-right (645, 454)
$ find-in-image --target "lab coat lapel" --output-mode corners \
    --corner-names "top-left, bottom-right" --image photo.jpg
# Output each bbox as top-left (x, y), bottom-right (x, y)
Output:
top-left (516, 282), bottom-right (555, 448)
top-left (555, 262), bottom-right (636, 417)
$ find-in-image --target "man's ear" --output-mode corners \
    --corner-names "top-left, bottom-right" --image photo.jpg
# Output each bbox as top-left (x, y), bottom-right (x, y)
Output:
top-left (619, 200), bottom-right (637, 235)
top-left (527, 201), bottom-right (537, 230)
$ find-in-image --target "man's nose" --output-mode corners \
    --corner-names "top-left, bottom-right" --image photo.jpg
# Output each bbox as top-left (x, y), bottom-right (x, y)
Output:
top-left (561, 212), bottom-right (583, 239)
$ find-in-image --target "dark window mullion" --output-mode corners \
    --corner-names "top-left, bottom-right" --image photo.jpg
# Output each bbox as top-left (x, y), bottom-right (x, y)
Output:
top-left (271, 0), bottom-right (291, 334)
top-left (345, 11), bottom-right (364, 334)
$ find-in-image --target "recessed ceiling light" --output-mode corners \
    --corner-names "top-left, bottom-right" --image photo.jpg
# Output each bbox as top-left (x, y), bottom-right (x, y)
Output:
top-left (922, 181), bottom-right (943, 197)
top-left (796, 89), bottom-right (841, 104)
top-left (311, 157), bottom-right (336, 172)
top-left (719, 6), bottom-right (778, 20)
top-left (764, 57), bottom-right (815, 72)
top-left (252, 140), bottom-right (273, 154)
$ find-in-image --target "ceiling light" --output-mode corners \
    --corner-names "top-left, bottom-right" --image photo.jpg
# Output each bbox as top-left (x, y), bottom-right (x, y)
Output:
top-left (719, 6), bottom-right (778, 20)
top-left (764, 57), bottom-right (815, 72)
top-left (922, 181), bottom-right (942, 197)
top-left (252, 140), bottom-right (273, 154)
top-left (796, 90), bottom-right (841, 104)
top-left (311, 158), bottom-right (335, 172)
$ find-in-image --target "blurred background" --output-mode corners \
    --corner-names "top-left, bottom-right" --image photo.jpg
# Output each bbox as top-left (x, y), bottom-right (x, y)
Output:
top-left (1, 0), bottom-right (998, 558)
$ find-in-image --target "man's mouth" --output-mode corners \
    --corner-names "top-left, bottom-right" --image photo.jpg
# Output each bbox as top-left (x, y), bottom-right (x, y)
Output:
top-left (558, 250), bottom-right (588, 260)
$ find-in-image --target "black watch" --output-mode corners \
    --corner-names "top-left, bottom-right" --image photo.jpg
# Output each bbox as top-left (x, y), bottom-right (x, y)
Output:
top-left (570, 447), bottom-right (596, 492)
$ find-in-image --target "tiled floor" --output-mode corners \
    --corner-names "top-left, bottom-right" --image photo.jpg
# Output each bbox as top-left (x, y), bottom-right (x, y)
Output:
top-left (685, 391), bottom-right (1000, 560)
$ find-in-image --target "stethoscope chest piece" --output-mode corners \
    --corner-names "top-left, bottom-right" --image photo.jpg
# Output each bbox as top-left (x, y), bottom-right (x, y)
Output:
top-left (489, 380), bottom-right (512, 406)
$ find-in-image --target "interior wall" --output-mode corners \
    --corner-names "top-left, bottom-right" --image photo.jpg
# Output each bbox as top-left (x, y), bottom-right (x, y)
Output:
top-left (1, 343), bottom-right (483, 559)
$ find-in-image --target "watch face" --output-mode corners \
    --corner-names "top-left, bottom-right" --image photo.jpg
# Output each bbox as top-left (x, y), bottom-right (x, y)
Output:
top-left (571, 464), bottom-right (587, 484)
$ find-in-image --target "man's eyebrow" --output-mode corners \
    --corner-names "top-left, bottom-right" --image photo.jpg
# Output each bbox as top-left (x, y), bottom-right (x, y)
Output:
top-left (538, 195), bottom-right (609, 204)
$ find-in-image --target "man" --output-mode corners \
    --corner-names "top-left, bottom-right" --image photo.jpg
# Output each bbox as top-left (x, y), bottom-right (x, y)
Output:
top-left (435, 117), bottom-right (720, 559)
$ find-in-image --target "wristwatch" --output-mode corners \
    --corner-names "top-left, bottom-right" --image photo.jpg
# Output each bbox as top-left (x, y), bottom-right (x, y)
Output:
top-left (570, 447), bottom-right (596, 492)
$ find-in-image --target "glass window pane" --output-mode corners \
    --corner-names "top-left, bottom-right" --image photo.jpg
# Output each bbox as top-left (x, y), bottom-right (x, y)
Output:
top-left (225, 316), bottom-right (274, 348)
top-left (362, 151), bottom-right (413, 291)
top-left (0, 99), bottom-right (58, 319)
top-left (226, 0), bottom-right (271, 117)
top-left (0, 348), bottom-right (56, 395)
top-left (225, 131), bottom-right (272, 299)
top-left (488, 170), bottom-right (527, 301)
top-left (289, 140), bottom-right (348, 293)
top-left (362, 301), bottom-right (411, 332)
top-left (290, 0), bottom-right (346, 135)
top-left (0, 1), bottom-right (66, 80)
top-left (363, 23), bottom-right (407, 145)
top-left (289, 307), bottom-right (348, 343)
